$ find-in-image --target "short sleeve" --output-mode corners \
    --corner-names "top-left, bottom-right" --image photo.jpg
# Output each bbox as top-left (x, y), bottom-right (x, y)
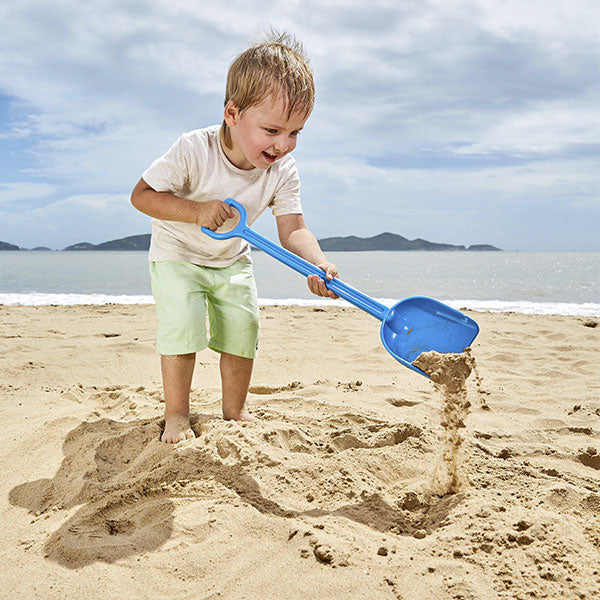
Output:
top-left (269, 158), bottom-right (303, 216)
top-left (142, 134), bottom-right (194, 193)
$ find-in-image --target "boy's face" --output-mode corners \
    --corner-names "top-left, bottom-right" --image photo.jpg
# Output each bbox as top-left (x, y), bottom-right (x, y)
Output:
top-left (223, 94), bottom-right (309, 170)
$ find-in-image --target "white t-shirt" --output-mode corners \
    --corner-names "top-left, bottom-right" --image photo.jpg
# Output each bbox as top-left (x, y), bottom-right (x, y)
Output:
top-left (142, 124), bottom-right (303, 267)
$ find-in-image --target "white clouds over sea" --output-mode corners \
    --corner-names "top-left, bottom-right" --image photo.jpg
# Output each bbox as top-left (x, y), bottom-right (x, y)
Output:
top-left (0, 0), bottom-right (598, 250)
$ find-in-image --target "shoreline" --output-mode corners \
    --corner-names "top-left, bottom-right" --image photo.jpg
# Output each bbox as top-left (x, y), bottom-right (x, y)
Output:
top-left (1, 292), bottom-right (599, 316)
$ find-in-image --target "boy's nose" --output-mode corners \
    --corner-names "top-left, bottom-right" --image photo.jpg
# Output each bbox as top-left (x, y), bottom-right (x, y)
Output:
top-left (273, 136), bottom-right (288, 154)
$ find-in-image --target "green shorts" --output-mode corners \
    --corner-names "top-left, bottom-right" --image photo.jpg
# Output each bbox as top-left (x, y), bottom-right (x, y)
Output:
top-left (149, 260), bottom-right (259, 359)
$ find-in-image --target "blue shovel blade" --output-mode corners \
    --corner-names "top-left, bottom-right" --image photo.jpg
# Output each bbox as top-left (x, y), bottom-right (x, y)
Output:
top-left (380, 296), bottom-right (479, 375)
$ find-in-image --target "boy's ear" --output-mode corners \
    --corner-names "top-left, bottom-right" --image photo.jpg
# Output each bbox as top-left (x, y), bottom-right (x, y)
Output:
top-left (223, 101), bottom-right (240, 126)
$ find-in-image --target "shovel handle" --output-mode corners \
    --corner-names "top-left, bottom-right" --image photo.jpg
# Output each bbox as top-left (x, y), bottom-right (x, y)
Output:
top-left (201, 199), bottom-right (388, 320)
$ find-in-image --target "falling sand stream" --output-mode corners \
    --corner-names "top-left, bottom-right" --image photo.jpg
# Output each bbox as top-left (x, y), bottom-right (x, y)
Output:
top-left (413, 348), bottom-right (487, 495)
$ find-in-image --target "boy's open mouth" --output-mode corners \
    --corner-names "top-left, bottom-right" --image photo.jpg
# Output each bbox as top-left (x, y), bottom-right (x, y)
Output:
top-left (262, 151), bottom-right (277, 163)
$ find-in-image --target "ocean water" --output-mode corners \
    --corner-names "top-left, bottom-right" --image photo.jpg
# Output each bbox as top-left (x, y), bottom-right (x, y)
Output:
top-left (0, 250), bottom-right (598, 316)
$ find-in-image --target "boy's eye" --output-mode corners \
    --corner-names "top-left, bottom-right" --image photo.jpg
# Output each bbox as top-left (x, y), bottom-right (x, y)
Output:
top-left (263, 127), bottom-right (301, 136)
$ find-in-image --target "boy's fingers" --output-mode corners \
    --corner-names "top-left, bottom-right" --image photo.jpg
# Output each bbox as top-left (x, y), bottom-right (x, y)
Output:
top-left (319, 265), bottom-right (339, 298)
top-left (306, 274), bottom-right (338, 299)
top-left (320, 279), bottom-right (329, 294)
top-left (316, 263), bottom-right (338, 280)
top-left (220, 201), bottom-right (234, 219)
top-left (322, 280), bottom-right (338, 299)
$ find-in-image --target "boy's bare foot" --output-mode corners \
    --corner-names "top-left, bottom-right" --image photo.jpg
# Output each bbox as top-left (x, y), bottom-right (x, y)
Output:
top-left (161, 414), bottom-right (196, 443)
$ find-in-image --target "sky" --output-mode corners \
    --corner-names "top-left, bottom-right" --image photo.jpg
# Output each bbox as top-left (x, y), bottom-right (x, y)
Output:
top-left (0, 0), bottom-right (598, 251)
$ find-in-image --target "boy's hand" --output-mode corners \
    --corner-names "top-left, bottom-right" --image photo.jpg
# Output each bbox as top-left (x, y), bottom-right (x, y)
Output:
top-left (307, 263), bottom-right (339, 299)
top-left (195, 200), bottom-right (234, 230)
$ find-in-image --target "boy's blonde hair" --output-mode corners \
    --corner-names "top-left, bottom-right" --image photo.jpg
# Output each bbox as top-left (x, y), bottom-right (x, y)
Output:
top-left (221, 31), bottom-right (315, 149)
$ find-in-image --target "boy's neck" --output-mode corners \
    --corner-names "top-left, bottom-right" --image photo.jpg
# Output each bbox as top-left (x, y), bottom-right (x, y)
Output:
top-left (219, 125), bottom-right (255, 171)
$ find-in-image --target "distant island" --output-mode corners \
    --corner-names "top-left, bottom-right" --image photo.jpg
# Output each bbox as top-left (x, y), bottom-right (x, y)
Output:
top-left (63, 234), bottom-right (151, 251)
top-left (317, 232), bottom-right (500, 252)
top-left (0, 232), bottom-right (501, 252)
top-left (0, 241), bottom-right (51, 251)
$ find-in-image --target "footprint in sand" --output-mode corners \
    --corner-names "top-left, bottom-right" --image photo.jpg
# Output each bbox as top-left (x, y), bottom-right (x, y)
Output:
top-left (327, 423), bottom-right (422, 451)
top-left (262, 427), bottom-right (315, 453)
top-left (215, 437), bottom-right (243, 464)
top-left (257, 413), bottom-right (422, 457)
top-left (84, 385), bottom-right (163, 419)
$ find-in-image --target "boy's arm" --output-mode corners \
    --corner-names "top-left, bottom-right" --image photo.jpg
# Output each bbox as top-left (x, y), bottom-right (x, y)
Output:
top-left (276, 213), bottom-right (338, 299)
top-left (130, 178), bottom-right (233, 230)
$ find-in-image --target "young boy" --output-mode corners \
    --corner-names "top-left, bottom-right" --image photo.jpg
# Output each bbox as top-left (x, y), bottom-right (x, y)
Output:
top-left (131, 32), bottom-right (338, 443)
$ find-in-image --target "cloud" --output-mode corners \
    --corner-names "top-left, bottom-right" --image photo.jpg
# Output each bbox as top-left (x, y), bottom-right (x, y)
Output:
top-left (0, 192), bottom-right (150, 249)
top-left (294, 153), bottom-right (599, 251)
top-left (0, 0), bottom-right (598, 250)
top-left (0, 181), bottom-right (56, 205)
top-left (41, 193), bottom-right (132, 214)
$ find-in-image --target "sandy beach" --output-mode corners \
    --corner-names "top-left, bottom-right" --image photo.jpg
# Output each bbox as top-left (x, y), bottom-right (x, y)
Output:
top-left (1, 303), bottom-right (599, 599)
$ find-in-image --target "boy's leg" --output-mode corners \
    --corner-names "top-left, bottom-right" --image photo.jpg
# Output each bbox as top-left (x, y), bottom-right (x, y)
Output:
top-left (150, 261), bottom-right (212, 442)
top-left (220, 352), bottom-right (256, 421)
top-left (205, 262), bottom-right (259, 421)
top-left (161, 353), bottom-right (197, 443)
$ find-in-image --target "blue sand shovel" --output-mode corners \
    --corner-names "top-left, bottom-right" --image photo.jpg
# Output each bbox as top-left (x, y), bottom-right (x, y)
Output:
top-left (202, 198), bottom-right (479, 377)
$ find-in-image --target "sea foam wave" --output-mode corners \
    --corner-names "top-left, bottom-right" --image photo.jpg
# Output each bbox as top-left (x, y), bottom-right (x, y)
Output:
top-left (0, 293), bottom-right (598, 317)
top-left (0, 293), bottom-right (155, 306)
top-left (443, 299), bottom-right (600, 317)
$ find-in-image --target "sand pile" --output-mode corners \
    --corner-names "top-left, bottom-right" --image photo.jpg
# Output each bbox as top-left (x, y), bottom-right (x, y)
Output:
top-left (1, 304), bottom-right (599, 599)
